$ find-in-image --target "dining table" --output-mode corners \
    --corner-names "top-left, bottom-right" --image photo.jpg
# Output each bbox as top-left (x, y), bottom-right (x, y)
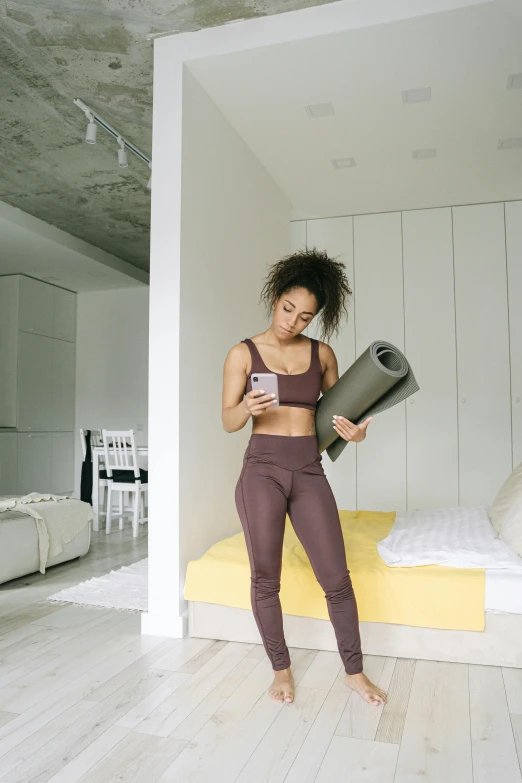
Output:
top-left (92, 445), bottom-right (149, 531)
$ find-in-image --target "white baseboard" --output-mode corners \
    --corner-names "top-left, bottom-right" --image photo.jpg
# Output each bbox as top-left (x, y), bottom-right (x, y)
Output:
top-left (141, 610), bottom-right (188, 638)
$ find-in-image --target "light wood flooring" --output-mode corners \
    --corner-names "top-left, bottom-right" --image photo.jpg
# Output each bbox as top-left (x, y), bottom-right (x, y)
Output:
top-left (0, 526), bottom-right (521, 782)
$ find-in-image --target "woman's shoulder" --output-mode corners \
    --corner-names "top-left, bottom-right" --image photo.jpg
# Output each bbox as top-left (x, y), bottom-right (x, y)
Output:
top-left (316, 339), bottom-right (335, 369)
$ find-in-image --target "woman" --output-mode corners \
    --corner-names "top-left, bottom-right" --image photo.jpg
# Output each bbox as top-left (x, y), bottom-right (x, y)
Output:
top-left (222, 248), bottom-right (387, 707)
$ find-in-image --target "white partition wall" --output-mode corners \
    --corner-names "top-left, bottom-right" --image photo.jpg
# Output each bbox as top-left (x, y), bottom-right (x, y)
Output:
top-left (179, 70), bottom-right (291, 594)
top-left (453, 203), bottom-right (512, 506)
top-left (402, 208), bottom-right (458, 509)
top-left (506, 201), bottom-right (522, 469)
top-left (305, 217), bottom-right (356, 510)
top-left (293, 199), bottom-right (518, 512)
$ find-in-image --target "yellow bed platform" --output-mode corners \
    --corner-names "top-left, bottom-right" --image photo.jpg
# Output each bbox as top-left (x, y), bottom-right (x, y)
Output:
top-left (184, 510), bottom-right (486, 632)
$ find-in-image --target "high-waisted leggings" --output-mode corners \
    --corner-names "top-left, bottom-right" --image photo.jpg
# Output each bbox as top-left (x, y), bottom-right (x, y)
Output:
top-left (234, 433), bottom-right (363, 675)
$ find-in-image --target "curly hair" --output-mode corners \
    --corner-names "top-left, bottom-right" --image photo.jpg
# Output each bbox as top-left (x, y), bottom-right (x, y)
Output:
top-left (259, 247), bottom-right (353, 343)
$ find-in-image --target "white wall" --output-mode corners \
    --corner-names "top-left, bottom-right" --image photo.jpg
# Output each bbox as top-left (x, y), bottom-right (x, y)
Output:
top-left (293, 200), bottom-right (521, 512)
top-left (179, 69), bottom-right (291, 603)
top-left (74, 286), bottom-right (149, 497)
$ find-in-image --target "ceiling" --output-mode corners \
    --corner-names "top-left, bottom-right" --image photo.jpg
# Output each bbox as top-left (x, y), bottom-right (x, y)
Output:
top-left (0, 201), bottom-right (148, 292)
top-left (0, 0), bottom-right (340, 276)
top-left (189, 0), bottom-right (522, 220)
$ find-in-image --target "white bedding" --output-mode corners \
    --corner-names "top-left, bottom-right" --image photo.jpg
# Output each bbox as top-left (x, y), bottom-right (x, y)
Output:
top-left (377, 505), bottom-right (522, 571)
top-left (486, 569), bottom-right (522, 614)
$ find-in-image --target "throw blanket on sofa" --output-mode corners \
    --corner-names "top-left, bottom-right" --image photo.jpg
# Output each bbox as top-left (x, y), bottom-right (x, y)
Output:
top-left (0, 493), bottom-right (93, 573)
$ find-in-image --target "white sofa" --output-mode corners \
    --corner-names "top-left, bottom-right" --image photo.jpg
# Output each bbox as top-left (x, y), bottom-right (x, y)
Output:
top-left (0, 509), bottom-right (91, 585)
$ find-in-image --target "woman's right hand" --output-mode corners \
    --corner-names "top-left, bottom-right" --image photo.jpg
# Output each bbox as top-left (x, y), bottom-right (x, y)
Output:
top-left (243, 389), bottom-right (277, 416)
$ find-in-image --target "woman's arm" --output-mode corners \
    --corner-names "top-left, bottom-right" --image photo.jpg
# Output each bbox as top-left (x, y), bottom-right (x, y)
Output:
top-left (319, 341), bottom-right (373, 442)
top-left (222, 344), bottom-right (252, 433)
top-left (319, 342), bottom-right (340, 395)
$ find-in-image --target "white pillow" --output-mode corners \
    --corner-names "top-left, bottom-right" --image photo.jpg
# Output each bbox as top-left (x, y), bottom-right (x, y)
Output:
top-left (489, 461), bottom-right (522, 539)
top-left (377, 505), bottom-right (522, 570)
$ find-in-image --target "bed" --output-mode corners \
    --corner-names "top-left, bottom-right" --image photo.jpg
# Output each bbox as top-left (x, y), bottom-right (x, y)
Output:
top-left (184, 464), bottom-right (522, 669)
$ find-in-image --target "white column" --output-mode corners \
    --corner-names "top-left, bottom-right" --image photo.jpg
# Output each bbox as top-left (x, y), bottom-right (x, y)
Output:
top-left (142, 43), bottom-right (187, 638)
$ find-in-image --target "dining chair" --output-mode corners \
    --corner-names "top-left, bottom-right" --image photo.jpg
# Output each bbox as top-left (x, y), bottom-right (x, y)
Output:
top-left (100, 429), bottom-right (148, 537)
top-left (79, 428), bottom-right (108, 518)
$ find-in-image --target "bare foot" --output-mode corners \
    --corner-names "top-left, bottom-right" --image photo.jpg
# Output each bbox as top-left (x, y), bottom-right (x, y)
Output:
top-left (345, 672), bottom-right (387, 706)
top-left (268, 667), bottom-right (294, 704)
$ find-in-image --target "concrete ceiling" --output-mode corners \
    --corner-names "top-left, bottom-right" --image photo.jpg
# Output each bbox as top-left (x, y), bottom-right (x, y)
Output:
top-left (0, 0), bottom-right (334, 274)
top-left (190, 0), bottom-right (522, 220)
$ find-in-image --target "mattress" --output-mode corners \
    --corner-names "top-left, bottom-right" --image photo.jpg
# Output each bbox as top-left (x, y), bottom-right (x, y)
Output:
top-left (486, 569), bottom-right (522, 614)
top-left (185, 510), bottom-right (486, 631)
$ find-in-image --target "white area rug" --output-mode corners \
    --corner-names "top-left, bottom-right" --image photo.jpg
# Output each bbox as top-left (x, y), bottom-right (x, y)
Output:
top-left (47, 558), bottom-right (148, 611)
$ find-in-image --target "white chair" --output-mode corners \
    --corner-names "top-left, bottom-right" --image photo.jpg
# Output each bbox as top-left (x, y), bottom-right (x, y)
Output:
top-left (101, 429), bottom-right (148, 537)
top-left (80, 428), bottom-right (108, 519)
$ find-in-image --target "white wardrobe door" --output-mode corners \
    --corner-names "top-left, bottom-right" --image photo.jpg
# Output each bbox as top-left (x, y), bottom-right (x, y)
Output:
top-left (0, 433), bottom-right (18, 496)
top-left (52, 339), bottom-right (76, 431)
top-left (17, 433), bottom-right (52, 495)
top-left (17, 332), bottom-right (54, 432)
top-left (403, 208), bottom-right (458, 509)
top-left (290, 221), bottom-right (306, 252)
top-left (506, 200), bottom-right (522, 469)
top-left (51, 433), bottom-right (74, 494)
top-left (453, 203), bottom-right (512, 506)
top-left (306, 217), bottom-right (356, 511)
top-left (353, 212), bottom-right (406, 512)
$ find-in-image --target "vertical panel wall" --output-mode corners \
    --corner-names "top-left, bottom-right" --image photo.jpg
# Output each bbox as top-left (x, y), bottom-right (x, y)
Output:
top-left (452, 203), bottom-right (511, 506)
top-left (402, 208), bottom-right (458, 509)
top-left (293, 198), bottom-right (516, 512)
top-left (353, 212), bottom-right (406, 511)
top-left (505, 201), bottom-right (522, 470)
top-left (306, 217), bottom-right (356, 510)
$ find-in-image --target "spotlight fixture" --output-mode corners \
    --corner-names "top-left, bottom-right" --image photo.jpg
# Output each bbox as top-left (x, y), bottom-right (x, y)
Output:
top-left (332, 157), bottom-right (356, 169)
top-left (402, 87), bottom-right (432, 104)
top-left (117, 137), bottom-right (128, 168)
top-left (412, 148), bottom-right (437, 159)
top-left (85, 114), bottom-right (97, 144)
top-left (73, 98), bottom-right (151, 187)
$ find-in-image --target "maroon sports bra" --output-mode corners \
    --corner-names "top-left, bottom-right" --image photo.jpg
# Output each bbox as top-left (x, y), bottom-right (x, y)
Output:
top-left (242, 337), bottom-right (322, 411)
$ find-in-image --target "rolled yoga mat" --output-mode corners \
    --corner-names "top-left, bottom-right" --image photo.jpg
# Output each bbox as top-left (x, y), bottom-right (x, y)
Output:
top-left (315, 341), bottom-right (419, 462)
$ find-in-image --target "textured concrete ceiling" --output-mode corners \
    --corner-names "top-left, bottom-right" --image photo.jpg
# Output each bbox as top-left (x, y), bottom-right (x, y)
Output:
top-left (0, 0), bottom-right (330, 273)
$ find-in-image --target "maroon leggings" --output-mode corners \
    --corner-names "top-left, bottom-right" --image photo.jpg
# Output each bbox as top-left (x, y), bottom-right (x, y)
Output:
top-left (234, 433), bottom-right (363, 675)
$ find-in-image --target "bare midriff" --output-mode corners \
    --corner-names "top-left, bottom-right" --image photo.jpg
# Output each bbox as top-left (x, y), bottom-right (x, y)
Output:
top-left (251, 405), bottom-right (317, 438)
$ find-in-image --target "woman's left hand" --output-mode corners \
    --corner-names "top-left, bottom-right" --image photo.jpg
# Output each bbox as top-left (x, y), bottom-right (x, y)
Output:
top-left (332, 415), bottom-right (373, 443)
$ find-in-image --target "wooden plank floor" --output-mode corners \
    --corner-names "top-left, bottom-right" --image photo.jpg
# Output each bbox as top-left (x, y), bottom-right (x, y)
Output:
top-left (1, 527), bottom-right (521, 782)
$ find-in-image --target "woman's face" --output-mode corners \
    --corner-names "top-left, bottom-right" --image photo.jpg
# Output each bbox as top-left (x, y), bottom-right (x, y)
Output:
top-left (272, 287), bottom-right (318, 338)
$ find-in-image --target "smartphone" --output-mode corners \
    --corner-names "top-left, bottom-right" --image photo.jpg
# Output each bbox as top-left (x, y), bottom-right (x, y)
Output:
top-left (251, 372), bottom-right (279, 407)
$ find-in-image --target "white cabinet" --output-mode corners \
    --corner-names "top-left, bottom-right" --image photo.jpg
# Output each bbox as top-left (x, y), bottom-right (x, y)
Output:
top-left (0, 433), bottom-right (18, 496)
top-left (353, 212), bottom-right (406, 512)
top-left (17, 433), bottom-right (52, 495)
top-left (0, 275), bottom-right (77, 496)
top-left (453, 203), bottom-right (512, 506)
top-left (51, 433), bottom-right (74, 494)
top-left (18, 275), bottom-right (54, 337)
top-left (306, 217), bottom-right (357, 512)
top-left (290, 221), bottom-right (307, 252)
top-left (402, 207), bottom-right (459, 510)
top-left (52, 340), bottom-right (76, 431)
top-left (506, 201), bottom-right (522, 469)
top-left (53, 287), bottom-right (76, 342)
top-left (17, 332), bottom-right (54, 432)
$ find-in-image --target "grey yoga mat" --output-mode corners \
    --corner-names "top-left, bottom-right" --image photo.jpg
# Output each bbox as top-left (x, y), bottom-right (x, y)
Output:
top-left (315, 341), bottom-right (419, 462)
